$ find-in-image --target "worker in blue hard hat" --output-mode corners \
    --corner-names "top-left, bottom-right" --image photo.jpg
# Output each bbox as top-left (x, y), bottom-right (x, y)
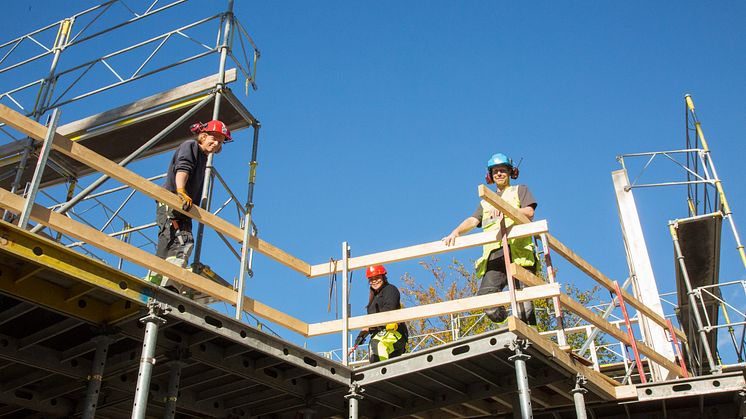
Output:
top-left (442, 152), bottom-right (538, 325)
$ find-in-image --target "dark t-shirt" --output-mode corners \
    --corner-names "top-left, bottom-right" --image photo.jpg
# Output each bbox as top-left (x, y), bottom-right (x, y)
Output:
top-left (163, 139), bottom-right (208, 202)
top-left (471, 184), bottom-right (537, 259)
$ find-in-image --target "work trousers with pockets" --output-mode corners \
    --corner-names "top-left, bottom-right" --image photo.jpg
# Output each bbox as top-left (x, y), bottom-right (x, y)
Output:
top-left (154, 203), bottom-right (194, 293)
top-left (477, 250), bottom-right (537, 325)
top-left (369, 328), bottom-right (407, 363)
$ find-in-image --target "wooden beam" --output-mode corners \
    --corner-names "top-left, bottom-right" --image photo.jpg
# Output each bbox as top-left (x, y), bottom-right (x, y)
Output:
top-left (477, 182), bottom-right (686, 343)
top-left (0, 104), bottom-right (310, 276)
top-left (507, 316), bottom-right (619, 400)
top-left (0, 187), bottom-right (309, 336)
top-left (478, 184), bottom-right (532, 224)
top-left (615, 385), bottom-right (637, 400)
top-left (308, 220), bottom-right (549, 278)
top-left (307, 283), bottom-right (559, 337)
top-left (545, 234), bottom-right (686, 343)
top-left (511, 264), bottom-right (685, 378)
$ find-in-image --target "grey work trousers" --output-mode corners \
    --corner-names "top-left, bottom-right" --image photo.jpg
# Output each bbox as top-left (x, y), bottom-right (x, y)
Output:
top-left (477, 250), bottom-right (537, 325)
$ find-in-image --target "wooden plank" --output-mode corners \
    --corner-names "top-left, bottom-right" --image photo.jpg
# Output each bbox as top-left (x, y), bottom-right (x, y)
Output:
top-left (0, 187), bottom-right (309, 335)
top-left (478, 184), bottom-right (532, 224)
top-left (615, 385), bottom-right (638, 400)
top-left (477, 182), bottom-right (686, 343)
top-left (306, 283), bottom-right (559, 337)
top-left (507, 316), bottom-right (619, 400)
top-left (308, 220), bottom-right (549, 278)
top-left (545, 234), bottom-right (687, 343)
top-left (511, 264), bottom-right (685, 378)
top-left (0, 104), bottom-right (311, 276)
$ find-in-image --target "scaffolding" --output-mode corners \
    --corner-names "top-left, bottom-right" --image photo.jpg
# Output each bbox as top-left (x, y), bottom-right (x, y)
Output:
top-left (617, 94), bottom-right (746, 376)
top-left (0, 2), bottom-right (744, 418)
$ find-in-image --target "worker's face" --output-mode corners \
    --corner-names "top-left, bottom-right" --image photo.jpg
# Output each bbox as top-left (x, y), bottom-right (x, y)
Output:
top-left (198, 132), bottom-right (225, 154)
top-left (368, 275), bottom-right (385, 291)
top-left (490, 165), bottom-right (511, 188)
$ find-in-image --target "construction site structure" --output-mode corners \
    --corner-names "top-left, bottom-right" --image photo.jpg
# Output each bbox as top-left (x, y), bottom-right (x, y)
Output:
top-left (0, 2), bottom-right (744, 418)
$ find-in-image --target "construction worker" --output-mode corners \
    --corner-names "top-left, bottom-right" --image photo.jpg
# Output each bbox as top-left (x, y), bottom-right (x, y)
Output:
top-left (442, 152), bottom-right (538, 325)
top-left (351, 265), bottom-right (409, 363)
top-left (148, 120), bottom-right (230, 293)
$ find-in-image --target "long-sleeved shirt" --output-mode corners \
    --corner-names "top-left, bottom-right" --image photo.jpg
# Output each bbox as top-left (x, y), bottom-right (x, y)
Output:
top-left (367, 282), bottom-right (409, 338)
top-left (163, 139), bottom-right (208, 202)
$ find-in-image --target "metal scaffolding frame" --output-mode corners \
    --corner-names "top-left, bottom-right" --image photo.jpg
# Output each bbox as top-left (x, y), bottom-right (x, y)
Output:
top-left (0, 4), bottom-right (743, 417)
top-left (616, 94), bottom-right (745, 376)
top-left (0, 0), bottom-right (262, 309)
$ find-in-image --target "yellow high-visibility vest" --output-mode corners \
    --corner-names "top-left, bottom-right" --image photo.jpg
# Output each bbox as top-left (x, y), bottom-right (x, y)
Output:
top-left (474, 185), bottom-right (535, 277)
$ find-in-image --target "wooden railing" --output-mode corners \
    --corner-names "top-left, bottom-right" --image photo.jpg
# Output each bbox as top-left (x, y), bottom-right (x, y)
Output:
top-left (0, 104), bottom-right (687, 396)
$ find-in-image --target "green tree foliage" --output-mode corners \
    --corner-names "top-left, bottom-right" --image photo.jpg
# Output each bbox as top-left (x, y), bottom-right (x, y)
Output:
top-left (399, 257), bottom-right (618, 364)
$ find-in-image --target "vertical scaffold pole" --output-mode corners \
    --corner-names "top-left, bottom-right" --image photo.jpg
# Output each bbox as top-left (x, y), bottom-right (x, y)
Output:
top-left (81, 335), bottom-right (113, 419)
top-left (666, 319), bottom-right (690, 378)
top-left (131, 302), bottom-right (167, 419)
top-left (194, 0), bottom-right (234, 264)
top-left (500, 218), bottom-right (520, 318)
top-left (571, 375), bottom-right (588, 419)
top-left (539, 233), bottom-right (565, 347)
top-left (235, 124), bottom-right (260, 319)
top-left (345, 383), bottom-right (364, 419)
top-left (9, 18), bottom-right (72, 197)
top-left (509, 339), bottom-right (533, 419)
top-left (162, 359), bottom-right (185, 419)
top-left (17, 108), bottom-right (60, 228)
top-left (341, 241), bottom-right (350, 366)
top-left (29, 93), bottom-right (214, 234)
top-left (669, 221), bottom-right (718, 374)
top-left (685, 94), bottom-right (746, 271)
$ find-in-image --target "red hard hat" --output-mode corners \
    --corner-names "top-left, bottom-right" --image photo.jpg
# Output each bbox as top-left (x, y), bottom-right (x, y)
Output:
top-left (365, 265), bottom-right (387, 279)
top-left (191, 120), bottom-right (232, 142)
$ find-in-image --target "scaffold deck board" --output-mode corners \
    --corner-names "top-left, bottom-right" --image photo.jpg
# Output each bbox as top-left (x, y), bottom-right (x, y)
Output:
top-left (0, 70), bottom-right (253, 190)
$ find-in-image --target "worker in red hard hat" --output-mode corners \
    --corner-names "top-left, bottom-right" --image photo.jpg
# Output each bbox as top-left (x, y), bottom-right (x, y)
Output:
top-left (442, 152), bottom-right (538, 325)
top-left (147, 120), bottom-right (231, 293)
top-left (350, 265), bottom-right (409, 363)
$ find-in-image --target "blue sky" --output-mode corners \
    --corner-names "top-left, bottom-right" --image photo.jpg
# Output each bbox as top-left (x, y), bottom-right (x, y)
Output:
top-left (3, 1), bottom-right (745, 362)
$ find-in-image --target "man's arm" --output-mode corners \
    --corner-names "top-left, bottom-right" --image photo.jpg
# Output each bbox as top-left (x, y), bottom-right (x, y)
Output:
top-left (518, 205), bottom-right (534, 221)
top-left (174, 170), bottom-right (189, 190)
top-left (174, 170), bottom-right (193, 211)
top-left (518, 184), bottom-right (536, 221)
top-left (443, 216), bottom-right (479, 246)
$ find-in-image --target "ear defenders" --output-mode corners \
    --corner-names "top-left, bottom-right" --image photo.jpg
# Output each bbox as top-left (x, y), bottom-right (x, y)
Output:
top-left (485, 167), bottom-right (519, 183)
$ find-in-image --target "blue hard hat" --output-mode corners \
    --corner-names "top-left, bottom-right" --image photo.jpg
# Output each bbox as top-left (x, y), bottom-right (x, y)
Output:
top-left (486, 153), bottom-right (513, 169)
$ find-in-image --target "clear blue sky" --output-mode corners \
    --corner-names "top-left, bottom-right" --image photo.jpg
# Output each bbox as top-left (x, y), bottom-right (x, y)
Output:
top-left (4, 1), bottom-right (745, 361)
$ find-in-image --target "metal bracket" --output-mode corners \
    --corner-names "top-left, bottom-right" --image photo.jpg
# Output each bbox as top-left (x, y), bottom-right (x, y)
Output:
top-left (508, 338), bottom-right (531, 360)
top-left (571, 374), bottom-right (588, 395)
top-left (344, 382), bottom-right (365, 401)
top-left (141, 300), bottom-right (169, 326)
